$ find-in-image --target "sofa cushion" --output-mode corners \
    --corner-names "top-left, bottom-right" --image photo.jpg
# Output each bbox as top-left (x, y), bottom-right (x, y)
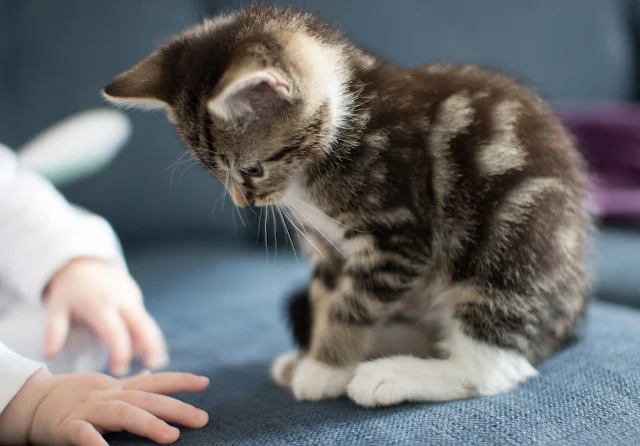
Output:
top-left (106, 240), bottom-right (640, 445)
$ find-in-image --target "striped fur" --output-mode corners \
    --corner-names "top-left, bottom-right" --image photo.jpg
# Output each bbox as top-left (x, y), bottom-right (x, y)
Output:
top-left (103, 6), bottom-right (590, 407)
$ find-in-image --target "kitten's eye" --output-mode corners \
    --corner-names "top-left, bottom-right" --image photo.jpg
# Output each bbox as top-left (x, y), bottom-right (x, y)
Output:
top-left (242, 164), bottom-right (263, 177)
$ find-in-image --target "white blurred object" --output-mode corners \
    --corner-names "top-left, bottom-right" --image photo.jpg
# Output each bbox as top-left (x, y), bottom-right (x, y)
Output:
top-left (16, 109), bottom-right (132, 186)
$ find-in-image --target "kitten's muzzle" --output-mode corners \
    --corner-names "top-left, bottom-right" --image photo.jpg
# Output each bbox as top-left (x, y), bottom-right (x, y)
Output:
top-left (229, 187), bottom-right (254, 207)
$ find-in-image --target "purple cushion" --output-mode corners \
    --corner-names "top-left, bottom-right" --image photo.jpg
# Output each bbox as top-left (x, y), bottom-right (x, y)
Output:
top-left (554, 102), bottom-right (640, 224)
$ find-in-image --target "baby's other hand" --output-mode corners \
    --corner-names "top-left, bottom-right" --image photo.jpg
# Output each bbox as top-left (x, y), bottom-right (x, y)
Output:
top-left (44, 258), bottom-right (169, 376)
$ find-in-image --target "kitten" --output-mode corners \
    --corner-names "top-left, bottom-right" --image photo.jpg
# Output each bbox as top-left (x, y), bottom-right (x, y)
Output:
top-left (103, 6), bottom-right (589, 407)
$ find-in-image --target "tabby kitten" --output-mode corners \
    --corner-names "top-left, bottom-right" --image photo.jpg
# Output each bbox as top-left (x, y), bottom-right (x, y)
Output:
top-left (103, 6), bottom-right (589, 407)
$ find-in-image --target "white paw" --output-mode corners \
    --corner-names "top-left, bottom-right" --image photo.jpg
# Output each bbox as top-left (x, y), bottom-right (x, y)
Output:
top-left (347, 358), bottom-right (413, 407)
top-left (270, 351), bottom-right (299, 388)
top-left (291, 357), bottom-right (354, 401)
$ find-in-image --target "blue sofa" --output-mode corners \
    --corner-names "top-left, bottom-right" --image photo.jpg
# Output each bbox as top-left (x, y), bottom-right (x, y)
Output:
top-left (1, 1), bottom-right (639, 444)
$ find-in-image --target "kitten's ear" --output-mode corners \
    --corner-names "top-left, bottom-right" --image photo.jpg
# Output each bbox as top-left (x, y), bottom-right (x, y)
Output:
top-left (102, 50), bottom-right (169, 110)
top-left (208, 63), bottom-right (293, 121)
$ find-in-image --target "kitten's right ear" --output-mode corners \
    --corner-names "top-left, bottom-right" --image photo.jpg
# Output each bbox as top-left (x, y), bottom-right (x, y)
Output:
top-left (102, 50), bottom-right (169, 110)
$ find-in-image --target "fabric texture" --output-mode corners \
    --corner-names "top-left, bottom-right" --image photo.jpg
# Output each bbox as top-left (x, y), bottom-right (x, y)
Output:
top-left (106, 241), bottom-right (640, 446)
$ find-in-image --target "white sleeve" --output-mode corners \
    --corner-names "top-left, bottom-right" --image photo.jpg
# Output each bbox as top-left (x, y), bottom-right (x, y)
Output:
top-left (0, 342), bottom-right (44, 415)
top-left (0, 143), bottom-right (126, 304)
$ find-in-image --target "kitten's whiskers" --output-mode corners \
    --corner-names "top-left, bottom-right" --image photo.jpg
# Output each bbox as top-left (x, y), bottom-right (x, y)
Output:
top-left (177, 160), bottom-right (199, 187)
top-left (263, 203), bottom-right (269, 266)
top-left (212, 189), bottom-right (227, 220)
top-left (164, 151), bottom-right (190, 173)
top-left (288, 195), bottom-right (367, 233)
top-left (277, 203), bottom-right (299, 263)
top-left (256, 207), bottom-right (264, 244)
top-left (222, 170), bottom-right (231, 213)
top-left (230, 178), bottom-right (247, 227)
top-left (271, 206), bottom-right (278, 264)
top-left (284, 198), bottom-right (345, 257)
top-left (167, 152), bottom-right (194, 186)
top-left (281, 203), bottom-right (326, 260)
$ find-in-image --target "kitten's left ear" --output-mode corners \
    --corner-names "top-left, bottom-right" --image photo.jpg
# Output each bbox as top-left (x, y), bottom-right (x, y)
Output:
top-left (208, 63), bottom-right (294, 121)
top-left (102, 50), bottom-right (170, 110)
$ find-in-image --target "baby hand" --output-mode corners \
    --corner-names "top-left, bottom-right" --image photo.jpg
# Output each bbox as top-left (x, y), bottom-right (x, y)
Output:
top-left (0, 368), bottom-right (210, 445)
top-left (44, 258), bottom-right (169, 376)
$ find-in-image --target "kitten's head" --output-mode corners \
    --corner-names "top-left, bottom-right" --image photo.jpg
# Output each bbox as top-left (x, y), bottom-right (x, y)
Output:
top-left (103, 7), bottom-right (353, 207)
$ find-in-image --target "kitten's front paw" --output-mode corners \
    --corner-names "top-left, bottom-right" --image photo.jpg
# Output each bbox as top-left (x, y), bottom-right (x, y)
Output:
top-left (347, 358), bottom-right (411, 407)
top-left (270, 351), bottom-right (300, 388)
top-left (291, 357), bottom-right (353, 401)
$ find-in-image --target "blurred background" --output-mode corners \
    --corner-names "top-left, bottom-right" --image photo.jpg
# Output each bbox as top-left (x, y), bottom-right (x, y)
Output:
top-left (1, 0), bottom-right (639, 305)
